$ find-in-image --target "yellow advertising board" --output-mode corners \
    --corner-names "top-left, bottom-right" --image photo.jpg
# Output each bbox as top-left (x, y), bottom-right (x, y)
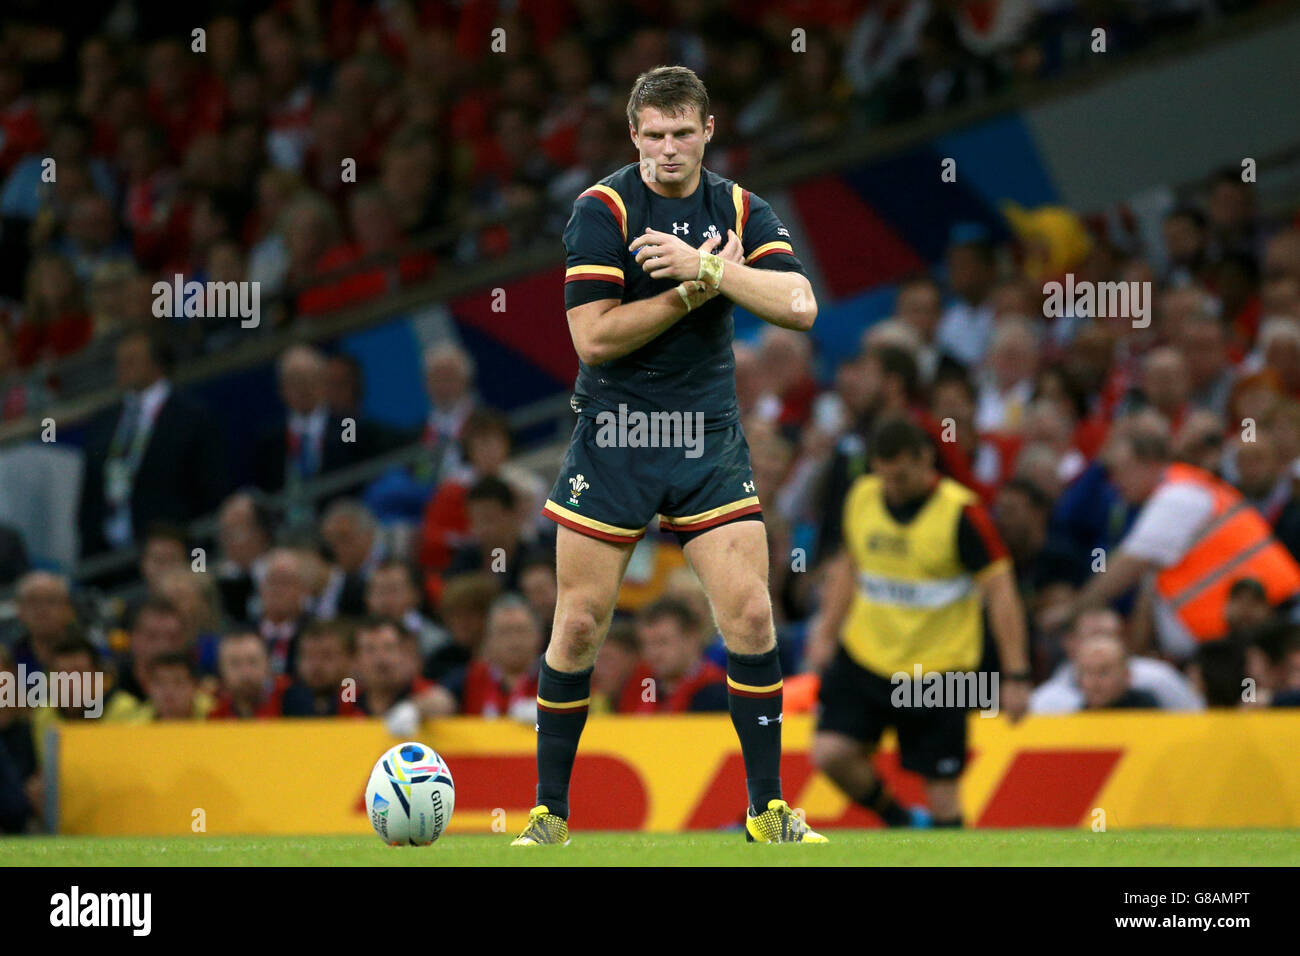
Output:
top-left (52, 712), bottom-right (1300, 835)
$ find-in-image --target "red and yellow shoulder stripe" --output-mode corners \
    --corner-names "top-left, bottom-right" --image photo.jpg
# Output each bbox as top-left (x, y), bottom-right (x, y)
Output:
top-left (564, 263), bottom-right (624, 287)
top-left (730, 183), bottom-right (794, 263)
top-left (730, 183), bottom-right (750, 242)
top-left (578, 184), bottom-right (627, 241)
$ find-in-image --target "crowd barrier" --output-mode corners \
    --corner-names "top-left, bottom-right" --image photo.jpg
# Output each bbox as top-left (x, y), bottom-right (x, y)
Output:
top-left (49, 712), bottom-right (1300, 835)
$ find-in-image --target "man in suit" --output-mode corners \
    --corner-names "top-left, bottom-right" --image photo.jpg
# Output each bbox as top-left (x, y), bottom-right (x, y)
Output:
top-left (78, 331), bottom-right (228, 559)
top-left (253, 344), bottom-right (375, 499)
top-left (246, 547), bottom-right (314, 677)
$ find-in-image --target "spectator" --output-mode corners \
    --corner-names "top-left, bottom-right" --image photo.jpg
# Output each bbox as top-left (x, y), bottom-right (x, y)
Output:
top-left (363, 341), bottom-right (482, 524)
top-left (0, 322), bottom-right (42, 422)
top-left (117, 596), bottom-right (189, 701)
top-left (365, 559), bottom-right (448, 660)
top-left (78, 330), bottom-right (228, 558)
top-left (974, 317), bottom-right (1038, 434)
top-left (214, 491), bottom-right (275, 624)
top-left (209, 631), bottom-right (291, 719)
top-left (281, 620), bottom-right (360, 717)
top-left (30, 637), bottom-right (142, 761)
top-left (319, 499), bottom-right (385, 618)
top-left (519, 552), bottom-right (558, 633)
top-left (1271, 631), bottom-right (1300, 707)
top-left (138, 652), bottom-right (214, 720)
top-left (1189, 639), bottom-right (1250, 709)
top-left (1179, 310), bottom-right (1236, 416)
top-left (354, 619), bottom-right (455, 733)
top-left (934, 227), bottom-right (997, 367)
top-left (154, 568), bottom-right (225, 679)
top-left (424, 572), bottom-right (500, 681)
top-left (1052, 428), bottom-right (1300, 660)
top-left (892, 274), bottom-right (945, 385)
top-left (1224, 578), bottom-right (1275, 638)
top-left (13, 253), bottom-right (92, 367)
top-left (249, 548), bottom-right (313, 676)
top-left (1161, 206), bottom-right (1210, 287)
top-left (137, 523), bottom-right (190, 595)
top-left (1131, 346), bottom-right (1192, 432)
top-left (0, 645), bottom-right (39, 833)
top-left (252, 344), bottom-right (373, 498)
top-left (418, 407), bottom-right (545, 578)
top-left (443, 476), bottom-right (551, 594)
top-left (618, 597), bottom-right (727, 713)
top-left (1205, 166), bottom-right (1263, 264)
top-left (591, 617), bottom-right (640, 714)
top-left (1029, 608), bottom-right (1202, 713)
top-left (1076, 632), bottom-right (1161, 710)
top-left (8, 571), bottom-right (77, 672)
top-left (756, 326), bottom-right (818, 431)
top-left (993, 477), bottom-right (1086, 671)
top-left (446, 595), bottom-right (542, 720)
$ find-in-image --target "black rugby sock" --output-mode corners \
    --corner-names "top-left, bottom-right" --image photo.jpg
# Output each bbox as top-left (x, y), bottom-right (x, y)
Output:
top-left (534, 660), bottom-right (592, 820)
top-left (726, 647), bottom-right (784, 812)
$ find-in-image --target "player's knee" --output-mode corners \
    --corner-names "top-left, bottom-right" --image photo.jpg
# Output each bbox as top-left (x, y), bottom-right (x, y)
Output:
top-left (721, 592), bottom-right (774, 652)
top-left (550, 604), bottom-right (603, 667)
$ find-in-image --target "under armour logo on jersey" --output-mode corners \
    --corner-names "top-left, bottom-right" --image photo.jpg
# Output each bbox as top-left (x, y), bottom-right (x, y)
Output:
top-left (758, 713), bottom-right (783, 726)
top-left (672, 222), bottom-right (690, 236)
top-left (776, 226), bottom-right (790, 238)
top-left (743, 480), bottom-right (755, 493)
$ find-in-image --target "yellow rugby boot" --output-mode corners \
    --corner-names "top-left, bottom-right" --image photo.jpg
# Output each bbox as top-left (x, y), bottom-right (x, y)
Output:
top-left (745, 799), bottom-right (829, 844)
top-left (510, 805), bottom-right (570, 846)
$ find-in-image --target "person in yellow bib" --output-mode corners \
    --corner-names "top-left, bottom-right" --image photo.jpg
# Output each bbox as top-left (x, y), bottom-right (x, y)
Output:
top-left (808, 416), bottom-right (1030, 827)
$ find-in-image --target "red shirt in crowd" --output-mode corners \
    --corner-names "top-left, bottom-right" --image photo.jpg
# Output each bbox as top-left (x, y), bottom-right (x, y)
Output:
top-left (617, 660), bottom-right (727, 714)
top-left (208, 674), bottom-right (293, 719)
top-left (457, 660), bottom-right (539, 717)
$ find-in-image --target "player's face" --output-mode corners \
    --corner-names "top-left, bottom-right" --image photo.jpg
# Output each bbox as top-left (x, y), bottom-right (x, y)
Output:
top-left (632, 107), bottom-right (713, 194)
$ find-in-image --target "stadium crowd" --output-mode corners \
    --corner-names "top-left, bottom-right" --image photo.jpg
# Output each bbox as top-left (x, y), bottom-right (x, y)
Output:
top-left (0, 0), bottom-right (1272, 411)
top-left (5, 155), bottom-right (1300, 831)
top-left (3, 1), bottom-right (1300, 834)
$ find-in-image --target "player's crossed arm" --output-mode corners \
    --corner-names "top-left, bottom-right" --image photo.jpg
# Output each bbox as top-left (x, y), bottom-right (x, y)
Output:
top-left (630, 228), bottom-right (817, 332)
top-left (567, 232), bottom-right (741, 366)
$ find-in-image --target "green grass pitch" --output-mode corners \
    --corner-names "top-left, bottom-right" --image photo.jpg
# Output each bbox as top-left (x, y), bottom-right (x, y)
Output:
top-left (3, 829), bottom-right (1298, 866)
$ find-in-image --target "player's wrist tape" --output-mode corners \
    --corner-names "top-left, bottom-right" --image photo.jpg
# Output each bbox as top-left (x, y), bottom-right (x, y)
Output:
top-left (697, 252), bottom-right (724, 289)
top-left (675, 280), bottom-right (709, 310)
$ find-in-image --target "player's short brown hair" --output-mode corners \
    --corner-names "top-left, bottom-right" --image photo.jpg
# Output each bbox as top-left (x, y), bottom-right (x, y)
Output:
top-left (626, 65), bottom-right (710, 133)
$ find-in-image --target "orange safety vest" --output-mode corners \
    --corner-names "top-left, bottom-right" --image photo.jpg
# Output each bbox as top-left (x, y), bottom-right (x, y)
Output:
top-left (1153, 463), bottom-right (1300, 642)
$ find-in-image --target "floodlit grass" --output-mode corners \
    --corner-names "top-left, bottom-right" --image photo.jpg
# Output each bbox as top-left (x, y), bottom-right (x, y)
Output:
top-left (4, 828), bottom-right (1298, 866)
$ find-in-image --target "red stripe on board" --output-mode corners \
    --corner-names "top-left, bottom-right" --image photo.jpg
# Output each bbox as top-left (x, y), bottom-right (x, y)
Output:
top-left (789, 176), bottom-right (925, 298)
top-left (976, 749), bottom-right (1123, 828)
